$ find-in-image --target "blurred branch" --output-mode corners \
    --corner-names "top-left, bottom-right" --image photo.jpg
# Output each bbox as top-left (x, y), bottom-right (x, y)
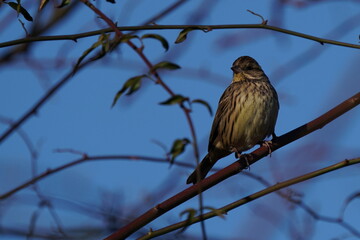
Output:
top-left (0, 118), bottom-right (67, 237)
top-left (140, 157), bottom-right (360, 239)
top-left (0, 57), bottom-right (90, 144)
top-left (141, 0), bottom-right (187, 25)
top-left (271, 12), bottom-right (360, 84)
top-left (1, 23), bottom-right (360, 49)
top-left (0, 154), bottom-right (183, 200)
top-left (0, 2), bottom-right (81, 64)
top-left (0, 225), bottom-right (106, 239)
top-left (0, 116), bottom-right (37, 159)
top-left (104, 92), bottom-right (360, 240)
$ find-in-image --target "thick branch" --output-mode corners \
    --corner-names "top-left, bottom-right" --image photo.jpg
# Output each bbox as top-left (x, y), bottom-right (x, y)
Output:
top-left (104, 92), bottom-right (360, 240)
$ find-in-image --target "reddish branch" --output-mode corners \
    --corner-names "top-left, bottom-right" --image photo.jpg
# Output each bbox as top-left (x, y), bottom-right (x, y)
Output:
top-left (139, 158), bottom-right (360, 239)
top-left (104, 92), bottom-right (360, 239)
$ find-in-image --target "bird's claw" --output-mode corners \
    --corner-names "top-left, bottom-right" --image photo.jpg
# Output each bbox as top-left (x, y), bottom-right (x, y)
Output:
top-left (242, 154), bottom-right (252, 170)
top-left (261, 140), bottom-right (273, 157)
top-left (231, 147), bottom-right (242, 159)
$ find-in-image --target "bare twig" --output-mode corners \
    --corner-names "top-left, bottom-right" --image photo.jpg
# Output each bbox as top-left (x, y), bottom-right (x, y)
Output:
top-left (0, 155), bottom-right (178, 200)
top-left (1, 24), bottom-right (359, 49)
top-left (0, 58), bottom-right (91, 144)
top-left (0, 116), bottom-right (68, 236)
top-left (247, 9), bottom-right (268, 24)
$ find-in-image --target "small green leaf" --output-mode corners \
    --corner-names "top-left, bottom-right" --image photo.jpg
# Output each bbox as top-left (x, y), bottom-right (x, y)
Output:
top-left (119, 34), bottom-right (139, 43)
top-left (192, 99), bottom-right (213, 116)
top-left (169, 138), bottom-right (190, 163)
top-left (151, 61), bottom-right (180, 72)
top-left (175, 27), bottom-right (212, 44)
top-left (175, 28), bottom-right (196, 44)
top-left (179, 208), bottom-right (197, 232)
top-left (56, 0), bottom-right (71, 8)
top-left (100, 34), bottom-right (111, 52)
top-left (159, 95), bottom-right (188, 105)
top-left (126, 77), bottom-right (142, 95)
top-left (7, 2), bottom-right (33, 21)
top-left (76, 34), bottom-right (109, 68)
top-left (141, 34), bottom-right (169, 51)
top-left (180, 208), bottom-right (197, 219)
top-left (112, 75), bottom-right (147, 107)
top-left (39, 0), bottom-right (49, 10)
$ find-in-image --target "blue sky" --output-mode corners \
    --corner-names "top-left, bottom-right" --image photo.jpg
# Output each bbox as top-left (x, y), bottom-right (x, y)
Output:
top-left (1, 1), bottom-right (360, 239)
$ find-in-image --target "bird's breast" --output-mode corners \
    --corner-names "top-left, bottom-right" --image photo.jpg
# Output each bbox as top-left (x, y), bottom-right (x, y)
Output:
top-left (222, 81), bottom-right (278, 152)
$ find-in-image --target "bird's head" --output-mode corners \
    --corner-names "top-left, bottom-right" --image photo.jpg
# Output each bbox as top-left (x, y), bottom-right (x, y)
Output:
top-left (231, 56), bottom-right (266, 82)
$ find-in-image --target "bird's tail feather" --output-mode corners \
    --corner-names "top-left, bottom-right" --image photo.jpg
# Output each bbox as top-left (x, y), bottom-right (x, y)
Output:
top-left (186, 154), bottom-right (215, 184)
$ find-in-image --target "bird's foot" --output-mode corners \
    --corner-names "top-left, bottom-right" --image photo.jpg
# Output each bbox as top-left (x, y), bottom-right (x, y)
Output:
top-left (260, 140), bottom-right (273, 157)
top-left (231, 147), bottom-right (251, 169)
top-left (242, 154), bottom-right (252, 170)
top-left (231, 147), bottom-right (242, 159)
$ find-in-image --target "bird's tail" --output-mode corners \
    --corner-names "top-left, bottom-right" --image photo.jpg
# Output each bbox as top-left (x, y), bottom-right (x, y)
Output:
top-left (186, 153), bottom-right (216, 184)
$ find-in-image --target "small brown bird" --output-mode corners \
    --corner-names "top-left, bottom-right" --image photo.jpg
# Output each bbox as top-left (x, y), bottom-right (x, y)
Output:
top-left (186, 56), bottom-right (279, 184)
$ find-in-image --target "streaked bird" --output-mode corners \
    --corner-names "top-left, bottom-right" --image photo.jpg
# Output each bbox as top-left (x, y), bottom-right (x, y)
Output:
top-left (186, 56), bottom-right (279, 184)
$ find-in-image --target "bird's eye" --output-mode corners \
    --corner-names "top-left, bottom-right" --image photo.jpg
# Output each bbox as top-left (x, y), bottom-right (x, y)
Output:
top-left (243, 66), bottom-right (253, 70)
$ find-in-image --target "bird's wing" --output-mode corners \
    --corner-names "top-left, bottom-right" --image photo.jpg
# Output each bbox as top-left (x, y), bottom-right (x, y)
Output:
top-left (208, 85), bottom-right (234, 151)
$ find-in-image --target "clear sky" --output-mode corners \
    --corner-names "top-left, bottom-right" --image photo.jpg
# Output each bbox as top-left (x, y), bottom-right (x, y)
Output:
top-left (1, 1), bottom-right (360, 239)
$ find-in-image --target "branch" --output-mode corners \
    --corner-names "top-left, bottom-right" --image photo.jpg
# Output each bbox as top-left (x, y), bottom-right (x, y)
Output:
top-left (1, 24), bottom-right (359, 49)
top-left (0, 155), bottom-right (174, 200)
top-left (0, 2), bottom-right (81, 64)
top-left (0, 58), bottom-right (90, 144)
top-left (140, 157), bottom-right (360, 239)
top-left (104, 92), bottom-right (360, 240)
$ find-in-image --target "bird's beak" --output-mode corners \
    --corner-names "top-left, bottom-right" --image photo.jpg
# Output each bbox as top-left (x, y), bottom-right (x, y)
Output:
top-left (231, 66), bottom-right (242, 74)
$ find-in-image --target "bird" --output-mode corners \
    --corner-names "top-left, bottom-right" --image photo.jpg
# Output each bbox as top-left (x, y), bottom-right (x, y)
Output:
top-left (186, 56), bottom-right (279, 184)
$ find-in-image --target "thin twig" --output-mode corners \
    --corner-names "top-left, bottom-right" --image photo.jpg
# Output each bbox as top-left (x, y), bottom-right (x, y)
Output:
top-left (0, 155), bottom-right (178, 200)
top-left (0, 58), bottom-right (92, 144)
top-left (247, 9), bottom-right (268, 24)
top-left (1, 24), bottom-right (359, 49)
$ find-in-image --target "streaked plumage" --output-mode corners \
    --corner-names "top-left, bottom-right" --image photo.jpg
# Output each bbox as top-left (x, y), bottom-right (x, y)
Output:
top-left (186, 56), bottom-right (279, 184)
